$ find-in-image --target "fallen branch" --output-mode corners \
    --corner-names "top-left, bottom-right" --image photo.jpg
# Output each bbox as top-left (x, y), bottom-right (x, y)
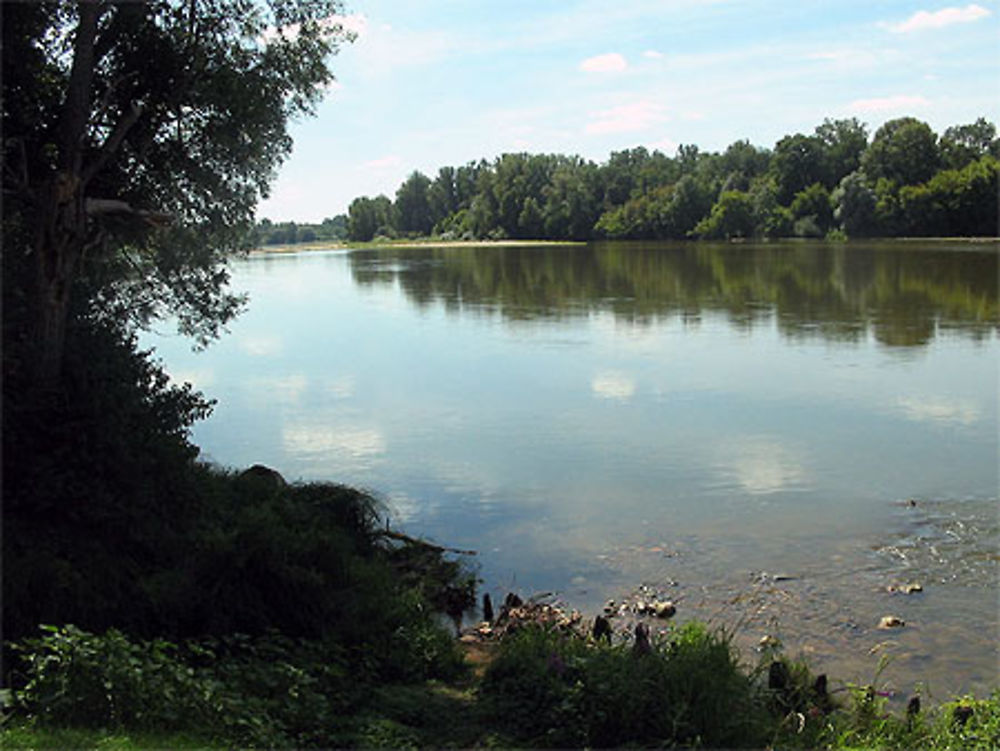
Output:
top-left (377, 528), bottom-right (477, 556)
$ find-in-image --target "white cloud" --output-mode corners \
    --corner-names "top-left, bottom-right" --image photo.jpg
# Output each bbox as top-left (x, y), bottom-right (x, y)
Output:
top-left (642, 50), bottom-right (664, 59)
top-left (363, 154), bottom-right (403, 169)
top-left (585, 99), bottom-right (668, 134)
top-left (580, 52), bottom-right (628, 73)
top-left (896, 397), bottom-right (980, 426)
top-left (888, 4), bottom-right (991, 33)
top-left (717, 437), bottom-right (809, 495)
top-left (282, 423), bottom-right (386, 458)
top-left (238, 334), bottom-right (283, 356)
top-left (326, 375), bottom-right (356, 399)
top-left (249, 374), bottom-right (308, 404)
top-left (848, 94), bottom-right (930, 113)
top-left (591, 371), bottom-right (637, 400)
top-left (168, 368), bottom-right (215, 389)
top-left (649, 135), bottom-right (679, 152)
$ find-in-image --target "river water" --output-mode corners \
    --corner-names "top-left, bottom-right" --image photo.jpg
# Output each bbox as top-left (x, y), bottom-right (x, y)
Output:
top-left (143, 240), bottom-right (999, 699)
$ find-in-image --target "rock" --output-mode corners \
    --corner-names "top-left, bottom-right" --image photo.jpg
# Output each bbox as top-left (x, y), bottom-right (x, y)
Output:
top-left (603, 599), bottom-right (616, 615)
top-left (504, 592), bottom-right (523, 610)
top-left (953, 705), bottom-right (974, 726)
top-left (482, 593), bottom-right (494, 624)
top-left (633, 623), bottom-right (652, 656)
top-left (593, 615), bottom-right (613, 642)
top-left (773, 573), bottom-right (797, 582)
top-left (634, 600), bottom-right (648, 615)
top-left (878, 615), bottom-right (905, 629)
top-left (652, 600), bottom-right (676, 619)
top-left (768, 661), bottom-right (789, 691)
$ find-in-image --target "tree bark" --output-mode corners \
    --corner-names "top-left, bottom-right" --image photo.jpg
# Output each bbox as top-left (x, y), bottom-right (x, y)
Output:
top-left (30, 1), bottom-right (102, 386)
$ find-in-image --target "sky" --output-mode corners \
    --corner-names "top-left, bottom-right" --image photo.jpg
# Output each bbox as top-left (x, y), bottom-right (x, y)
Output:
top-left (257, 1), bottom-right (1000, 222)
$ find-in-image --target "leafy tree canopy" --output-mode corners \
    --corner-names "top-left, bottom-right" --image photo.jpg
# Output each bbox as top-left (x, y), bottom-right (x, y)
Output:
top-left (2, 0), bottom-right (353, 383)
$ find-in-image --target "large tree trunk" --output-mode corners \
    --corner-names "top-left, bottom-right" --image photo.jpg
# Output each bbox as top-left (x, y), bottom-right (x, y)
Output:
top-left (31, 175), bottom-right (88, 386)
top-left (28, 1), bottom-right (102, 386)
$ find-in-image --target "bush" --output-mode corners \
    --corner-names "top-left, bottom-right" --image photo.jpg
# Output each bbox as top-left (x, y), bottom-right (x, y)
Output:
top-left (9, 625), bottom-right (217, 732)
top-left (479, 622), bottom-right (769, 748)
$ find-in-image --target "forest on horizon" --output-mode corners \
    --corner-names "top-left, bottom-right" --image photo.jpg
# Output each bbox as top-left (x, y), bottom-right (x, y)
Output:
top-left (257, 115), bottom-right (1000, 246)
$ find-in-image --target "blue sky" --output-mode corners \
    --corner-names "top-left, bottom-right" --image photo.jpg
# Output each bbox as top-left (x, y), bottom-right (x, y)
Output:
top-left (258, 1), bottom-right (1000, 222)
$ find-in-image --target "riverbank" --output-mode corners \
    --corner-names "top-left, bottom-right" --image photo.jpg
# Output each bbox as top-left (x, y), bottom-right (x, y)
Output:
top-left (4, 615), bottom-right (997, 750)
top-left (252, 235), bottom-right (997, 255)
top-left (252, 237), bottom-right (587, 253)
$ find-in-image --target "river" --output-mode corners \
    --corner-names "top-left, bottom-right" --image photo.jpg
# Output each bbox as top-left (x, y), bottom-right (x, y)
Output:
top-left (143, 240), bottom-right (999, 700)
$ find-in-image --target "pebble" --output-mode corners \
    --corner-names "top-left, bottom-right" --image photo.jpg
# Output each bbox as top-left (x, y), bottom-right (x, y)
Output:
top-left (887, 582), bottom-right (923, 594)
top-left (878, 615), bottom-right (905, 629)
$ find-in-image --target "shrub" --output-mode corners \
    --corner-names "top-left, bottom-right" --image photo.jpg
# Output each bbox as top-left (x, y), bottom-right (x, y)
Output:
top-left (9, 625), bottom-right (217, 732)
top-left (479, 622), bottom-right (769, 748)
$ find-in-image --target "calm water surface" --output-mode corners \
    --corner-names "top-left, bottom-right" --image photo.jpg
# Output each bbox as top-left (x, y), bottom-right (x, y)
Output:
top-left (144, 241), bottom-right (999, 698)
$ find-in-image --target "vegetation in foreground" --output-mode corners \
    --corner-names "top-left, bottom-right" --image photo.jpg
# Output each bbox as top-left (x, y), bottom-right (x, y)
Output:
top-left (3, 618), bottom-right (999, 749)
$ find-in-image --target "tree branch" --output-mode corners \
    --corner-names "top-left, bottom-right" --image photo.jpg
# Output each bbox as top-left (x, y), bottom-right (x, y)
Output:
top-left (82, 101), bottom-right (143, 186)
top-left (60, 1), bottom-right (104, 176)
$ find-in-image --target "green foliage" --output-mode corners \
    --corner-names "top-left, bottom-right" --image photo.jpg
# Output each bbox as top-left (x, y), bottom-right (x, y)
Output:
top-left (8, 626), bottom-right (211, 733)
top-left (940, 117), bottom-right (999, 170)
top-left (395, 171), bottom-right (434, 236)
top-left (694, 190), bottom-right (756, 239)
top-left (257, 215), bottom-right (347, 245)
top-left (772, 133), bottom-right (831, 204)
top-left (899, 156), bottom-right (1000, 237)
top-left (480, 622), bottom-right (768, 748)
top-left (832, 170), bottom-right (877, 237)
top-left (8, 618), bottom-right (465, 749)
top-left (348, 194), bottom-right (394, 241)
top-left (790, 182), bottom-right (834, 235)
top-left (0, 724), bottom-right (221, 751)
top-left (862, 117), bottom-right (941, 186)
top-left (331, 116), bottom-right (993, 244)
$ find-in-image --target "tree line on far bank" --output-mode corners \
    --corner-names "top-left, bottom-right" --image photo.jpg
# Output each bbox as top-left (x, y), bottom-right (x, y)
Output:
top-left (261, 116), bottom-right (998, 246)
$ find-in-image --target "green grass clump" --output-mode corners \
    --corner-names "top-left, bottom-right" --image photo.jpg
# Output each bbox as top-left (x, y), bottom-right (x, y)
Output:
top-left (479, 622), bottom-right (771, 748)
top-left (0, 724), bottom-right (221, 751)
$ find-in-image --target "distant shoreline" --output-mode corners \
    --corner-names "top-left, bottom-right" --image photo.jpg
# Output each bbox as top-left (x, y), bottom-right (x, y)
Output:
top-left (251, 236), bottom-right (997, 254)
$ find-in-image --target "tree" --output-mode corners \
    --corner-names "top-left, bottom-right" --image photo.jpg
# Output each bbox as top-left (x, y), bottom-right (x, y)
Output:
top-left (939, 117), bottom-right (998, 169)
top-left (693, 190), bottom-right (756, 239)
top-left (831, 171), bottom-right (877, 237)
top-left (348, 195), bottom-right (394, 241)
top-left (771, 133), bottom-right (829, 205)
top-left (789, 183), bottom-right (833, 235)
top-left (395, 171), bottom-right (433, 236)
top-left (2, 0), bottom-right (352, 386)
top-left (814, 117), bottom-right (869, 186)
top-left (861, 117), bottom-right (940, 186)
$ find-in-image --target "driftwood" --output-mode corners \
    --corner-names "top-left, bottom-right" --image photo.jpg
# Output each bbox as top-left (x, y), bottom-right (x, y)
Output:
top-left (378, 528), bottom-right (477, 556)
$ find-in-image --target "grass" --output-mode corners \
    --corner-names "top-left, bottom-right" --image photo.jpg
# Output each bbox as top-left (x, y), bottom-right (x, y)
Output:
top-left (3, 622), bottom-right (998, 749)
top-left (0, 724), bottom-right (222, 750)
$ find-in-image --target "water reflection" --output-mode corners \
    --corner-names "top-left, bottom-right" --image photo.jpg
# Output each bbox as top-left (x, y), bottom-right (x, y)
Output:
top-left (349, 241), bottom-right (998, 347)
top-left (144, 241), bottom-right (997, 698)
